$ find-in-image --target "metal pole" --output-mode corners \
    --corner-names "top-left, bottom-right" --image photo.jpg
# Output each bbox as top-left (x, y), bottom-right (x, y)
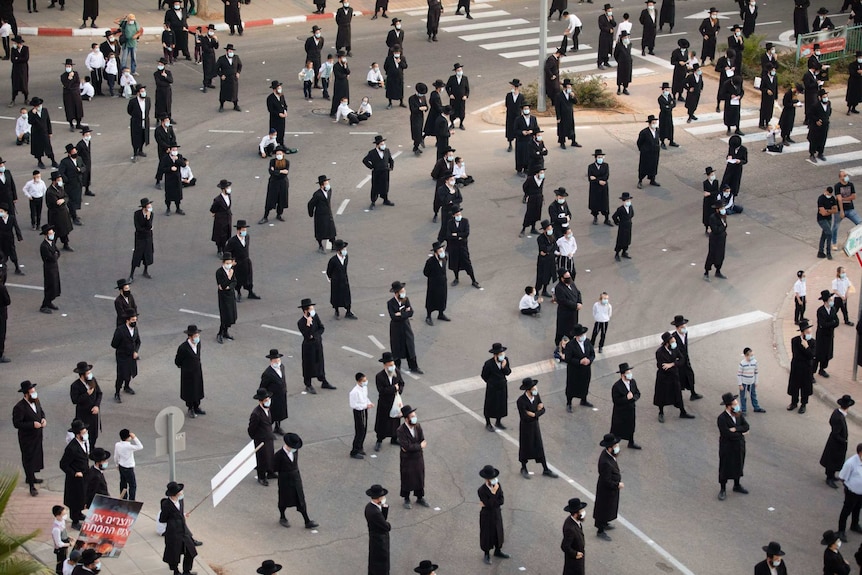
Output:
top-left (854, 254), bottom-right (862, 380)
top-left (538, 0), bottom-right (549, 112)
top-left (167, 412), bottom-right (176, 483)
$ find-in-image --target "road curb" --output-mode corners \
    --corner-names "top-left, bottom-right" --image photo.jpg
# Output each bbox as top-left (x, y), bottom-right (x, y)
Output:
top-left (17, 10), bottom-right (363, 36)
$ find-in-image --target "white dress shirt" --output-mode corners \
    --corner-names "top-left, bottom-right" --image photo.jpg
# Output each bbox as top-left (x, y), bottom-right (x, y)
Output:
top-left (349, 384), bottom-right (370, 410)
top-left (114, 437), bottom-right (143, 468)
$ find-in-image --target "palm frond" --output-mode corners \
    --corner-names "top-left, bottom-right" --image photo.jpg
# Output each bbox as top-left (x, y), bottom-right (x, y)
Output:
top-left (0, 468), bottom-right (53, 575)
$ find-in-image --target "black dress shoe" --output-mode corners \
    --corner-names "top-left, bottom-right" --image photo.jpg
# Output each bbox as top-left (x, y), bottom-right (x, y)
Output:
top-left (437, 313), bottom-right (450, 321)
top-left (321, 382), bottom-right (338, 390)
top-left (787, 403), bottom-right (797, 411)
top-left (597, 531), bottom-right (612, 541)
top-left (194, 407), bottom-right (206, 415)
top-left (486, 423), bottom-right (495, 432)
top-left (115, 393), bottom-right (122, 403)
top-left (217, 334), bottom-right (224, 344)
top-left (483, 555), bottom-right (492, 565)
top-left (305, 385), bottom-right (317, 394)
top-left (412, 368), bottom-right (425, 374)
top-left (628, 442), bottom-right (642, 450)
top-left (850, 524), bottom-right (862, 533)
top-left (305, 520), bottom-right (319, 529)
top-left (30, 486), bottom-right (38, 496)
top-left (827, 478), bottom-right (839, 488)
top-left (818, 369), bottom-right (830, 378)
top-left (274, 427), bottom-right (285, 436)
top-left (279, 518), bottom-right (291, 528)
top-left (495, 422), bottom-right (506, 430)
top-left (679, 412), bottom-right (695, 419)
top-left (520, 469), bottom-right (531, 479)
top-left (32, 479), bottom-right (43, 484)
top-left (71, 522), bottom-right (82, 531)
top-left (690, 393), bottom-right (703, 400)
top-left (124, 386), bottom-right (135, 394)
top-left (621, 252), bottom-right (631, 259)
top-left (374, 441), bottom-right (382, 452)
top-left (350, 453), bottom-right (365, 459)
top-left (493, 550), bottom-right (510, 558)
top-left (580, 400), bottom-right (594, 408)
top-left (798, 405), bottom-right (807, 414)
top-left (566, 404), bottom-right (573, 413)
top-left (717, 489), bottom-right (726, 501)
top-left (192, 539), bottom-right (203, 546)
top-left (542, 468), bottom-right (559, 478)
top-left (188, 409), bottom-right (197, 418)
top-left (257, 478), bottom-right (269, 486)
top-left (416, 498), bottom-right (431, 507)
top-left (615, 254), bottom-right (621, 262)
top-left (732, 485), bottom-right (749, 494)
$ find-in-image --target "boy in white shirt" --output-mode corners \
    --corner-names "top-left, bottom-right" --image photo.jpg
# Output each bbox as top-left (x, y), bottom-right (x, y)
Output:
top-left (737, 347), bottom-right (764, 413)
top-left (366, 62), bottom-right (384, 87)
top-left (15, 107), bottom-right (30, 146)
top-left (180, 157), bottom-right (196, 187)
top-left (590, 291), bottom-right (612, 353)
top-left (114, 428), bottom-right (143, 500)
top-left (348, 372), bottom-right (375, 459)
top-left (62, 549), bottom-right (81, 575)
top-left (793, 270), bottom-right (807, 324)
top-left (319, 53), bottom-right (334, 100)
top-left (22, 169), bottom-right (47, 230)
top-left (51, 505), bottom-right (70, 575)
top-left (0, 19), bottom-right (11, 60)
top-left (357, 96), bottom-right (373, 120)
top-left (832, 265), bottom-right (854, 325)
top-left (84, 43), bottom-right (106, 96)
top-left (259, 128), bottom-right (278, 157)
top-left (335, 97), bottom-right (362, 125)
top-left (562, 10), bottom-right (583, 52)
top-left (519, 285), bottom-right (542, 316)
top-left (452, 156), bottom-right (474, 186)
top-left (105, 52), bottom-right (119, 97)
top-left (80, 76), bottom-right (95, 100)
top-left (615, 12), bottom-right (633, 44)
top-left (119, 67), bottom-right (137, 98)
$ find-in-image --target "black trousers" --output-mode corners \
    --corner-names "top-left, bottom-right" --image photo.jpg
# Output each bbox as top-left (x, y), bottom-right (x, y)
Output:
top-left (55, 548), bottom-right (67, 575)
top-left (0, 305), bottom-right (6, 358)
top-left (29, 197), bottom-right (43, 227)
top-left (352, 409), bottom-right (367, 455)
top-left (835, 295), bottom-right (850, 323)
top-left (839, 486), bottom-right (862, 530)
top-left (394, 357), bottom-right (419, 371)
top-left (591, 321), bottom-right (608, 349)
top-left (118, 465), bottom-right (137, 500)
top-left (401, 486), bottom-right (424, 498)
top-left (794, 295), bottom-right (806, 323)
top-left (169, 546), bottom-right (195, 573)
top-left (91, 67), bottom-right (104, 95)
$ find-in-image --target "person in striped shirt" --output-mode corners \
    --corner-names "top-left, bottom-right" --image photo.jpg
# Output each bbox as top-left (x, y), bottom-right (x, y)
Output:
top-left (737, 347), bottom-right (764, 413)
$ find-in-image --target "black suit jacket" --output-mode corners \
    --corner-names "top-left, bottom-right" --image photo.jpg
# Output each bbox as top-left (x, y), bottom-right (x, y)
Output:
top-left (84, 466), bottom-right (108, 507)
top-left (114, 292), bottom-right (137, 326)
top-left (247, 405), bottom-right (273, 441)
top-left (362, 148), bottom-right (394, 172)
top-left (754, 559), bottom-right (787, 575)
top-left (111, 324), bottom-right (141, 360)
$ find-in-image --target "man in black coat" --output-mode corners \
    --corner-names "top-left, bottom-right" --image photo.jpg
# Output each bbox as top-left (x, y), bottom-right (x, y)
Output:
top-left (373, 352), bottom-right (404, 452)
top-left (698, 8), bottom-right (720, 64)
top-left (657, 83), bottom-right (678, 148)
top-left (160, 481), bottom-right (198, 575)
top-left (305, 26), bottom-right (324, 89)
top-left (83, 447), bottom-right (110, 508)
top-left (29, 98), bottom-right (57, 169)
top-left (266, 81), bottom-right (288, 146)
top-left (505, 79), bottom-right (525, 152)
top-left (563, 324), bottom-right (595, 410)
top-left (610, 362), bottom-right (641, 449)
top-left (434, 105), bottom-right (454, 160)
top-left (424, 80), bottom-right (445, 141)
top-left (593, 434), bottom-right (623, 540)
top-left (110, 309), bottom-right (140, 402)
top-left (426, 0), bottom-right (442, 41)
top-left (209, 180), bottom-right (231, 253)
top-left (174, 325), bottom-right (206, 417)
top-left (130, 198), bottom-right (154, 281)
top-left (164, 2), bottom-right (190, 59)
top-left (70, 361), bottom-right (101, 447)
top-left (787, 320), bottom-right (816, 413)
top-left (0, 261), bottom-right (7, 362)
top-left (802, 63), bottom-right (822, 126)
top-left (808, 88), bottom-right (831, 162)
top-left (814, 289), bottom-right (840, 377)
top-left (639, 1), bottom-right (657, 56)
top-left (684, 64), bottom-right (703, 122)
top-left (759, 64), bottom-right (778, 129)
top-left (326, 239), bottom-right (355, 319)
top-left (555, 79), bottom-right (579, 149)
top-left (612, 192), bottom-right (634, 261)
top-left (755, 542), bottom-right (788, 575)
top-left (60, 421), bottom-right (90, 530)
top-left (225, 220), bottom-right (259, 301)
top-left (260, 349), bottom-right (288, 435)
top-left (654, 332), bottom-right (694, 422)
top-left (57, 144), bottom-right (85, 225)
top-left (39, 224), bottom-right (61, 313)
top-left (482, 343), bottom-right (511, 431)
top-left (516, 378), bottom-right (558, 478)
top-left (717, 392), bottom-right (749, 500)
top-left (45, 174), bottom-right (73, 247)
top-left (113, 279), bottom-right (136, 326)
top-left (365, 484), bottom-right (391, 575)
top-left (636, 115), bottom-right (660, 188)
top-left (397, 405), bottom-right (429, 509)
top-left (408, 82), bottom-right (428, 154)
top-left (273, 433), bottom-right (318, 528)
top-left (525, 130), bottom-right (548, 180)
top-left (445, 205), bottom-right (479, 288)
top-left (822, 395), bottom-right (854, 488)
top-left (561, 498), bottom-right (587, 574)
top-left (216, 44), bottom-right (241, 112)
top-left (200, 24), bottom-right (218, 92)
top-left (153, 58), bottom-right (174, 123)
top-left (215, 252), bottom-right (237, 343)
top-left (597, 4), bottom-right (615, 67)
top-left (154, 115), bottom-right (177, 189)
top-left (127, 85), bottom-right (151, 162)
top-left (446, 63), bottom-right (469, 130)
top-left (248, 388), bottom-right (276, 486)
top-left (12, 380), bottom-right (46, 495)
top-left (671, 315), bottom-right (703, 400)
top-left (587, 149), bottom-right (609, 224)
top-left (329, 51), bottom-right (350, 118)
top-left (553, 268), bottom-right (581, 346)
top-left (308, 175), bottom-right (336, 253)
top-left (544, 49), bottom-right (562, 102)
top-left (336, 1), bottom-right (353, 54)
top-left (10, 38), bottom-right (29, 108)
top-left (387, 281), bottom-right (423, 373)
top-left (0, 203), bottom-right (23, 275)
top-left (363, 135), bottom-right (395, 210)
top-left (297, 298), bottom-right (336, 394)
top-left (478, 465), bottom-right (508, 564)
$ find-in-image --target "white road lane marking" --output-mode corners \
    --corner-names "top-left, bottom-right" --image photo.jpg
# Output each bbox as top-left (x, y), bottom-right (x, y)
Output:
top-left (179, 308), bottom-right (221, 319)
top-left (342, 346), bottom-right (374, 359)
top-left (368, 335), bottom-right (386, 350)
top-left (261, 324), bottom-right (302, 337)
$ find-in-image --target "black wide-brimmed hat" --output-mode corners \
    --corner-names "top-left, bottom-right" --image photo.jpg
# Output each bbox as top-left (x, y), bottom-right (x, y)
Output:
top-left (509, 78), bottom-right (522, 87)
top-left (540, 219), bottom-right (552, 229)
top-left (270, 80), bottom-right (283, 90)
top-left (165, 481), bottom-right (184, 496)
top-left (670, 315), bottom-right (688, 326)
top-left (70, 419), bottom-right (87, 434)
top-left (720, 392), bottom-right (738, 406)
top-left (373, 135), bottom-right (386, 145)
top-left (366, 484), bottom-right (388, 498)
top-left (432, 79), bottom-right (446, 88)
top-left (64, 58), bottom-right (75, 66)
top-left (452, 63), bottom-right (463, 71)
top-left (704, 166), bottom-right (715, 175)
top-left (254, 388), bottom-right (272, 401)
top-left (116, 278), bottom-right (130, 289)
top-left (89, 447), bottom-right (111, 461)
top-left (284, 433), bottom-right (303, 449)
top-left (18, 380), bottom-right (36, 393)
top-left (333, 239), bottom-right (348, 250)
top-left (479, 464), bottom-right (500, 479)
top-left (838, 394), bottom-right (856, 409)
top-left (564, 498), bottom-right (588, 513)
top-left (797, 320), bottom-right (813, 332)
top-left (615, 363), bottom-right (632, 375)
top-left (139, 196), bottom-right (152, 208)
top-left (818, 6), bottom-right (829, 14)
top-left (80, 549), bottom-right (102, 565)
top-left (519, 377), bottom-right (538, 390)
top-left (318, 175), bottom-right (330, 185)
top-left (234, 219), bottom-right (249, 229)
top-left (660, 81), bottom-right (671, 90)
top-left (661, 331), bottom-right (674, 344)
top-left (156, 112), bottom-right (169, 121)
top-left (620, 192), bottom-right (632, 201)
top-left (401, 404), bottom-right (416, 418)
top-left (414, 560), bottom-right (439, 574)
top-left (224, 43), bottom-right (236, 51)
top-left (311, 24), bottom-right (321, 32)
top-left (220, 251), bottom-right (234, 261)
top-left (452, 204), bottom-right (463, 213)
top-left (121, 309), bottom-right (137, 319)
top-left (692, 63), bottom-right (700, 71)
top-left (762, 542), bottom-right (785, 556)
top-left (217, 179), bottom-right (231, 189)
top-left (678, 38), bottom-right (690, 48)
top-left (184, 325), bottom-right (201, 335)
top-left (555, 187), bottom-right (568, 197)
top-left (207, 23), bottom-right (216, 30)
top-left (80, 125), bottom-right (92, 134)
top-left (432, 240), bottom-right (445, 251)
top-left (619, 30), bottom-right (630, 37)
top-left (379, 351), bottom-right (396, 363)
top-left (822, 530), bottom-right (840, 546)
top-left (336, 49), bottom-right (347, 57)
top-left (73, 361), bottom-right (93, 374)
top-left (415, 82), bottom-right (428, 94)
top-left (593, 148), bottom-right (604, 156)
top-left (488, 343), bottom-right (507, 354)
top-left (65, 143), bottom-right (76, 154)
top-left (599, 433), bottom-right (619, 447)
top-left (390, 280), bottom-right (406, 293)
top-left (603, 3), bottom-right (612, 10)
top-left (391, 17), bottom-right (401, 25)
top-left (29, 97), bottom-right (44, 106)
top-left (572, 323), bottom-right (589, 336)
top-left (645, 114), bottom-right (658, 123)
top-left (257, 560), bottom-right (283, 575)
top-left (266, 349), bottom-right (283, 359)
top-left (158, 57), bottom-right (168, 65)
top-left (298, 297), bottom-right (316, 309)
top-left (712, 199), bottom-right (726, 209)
top-left (819, 289), bottom-right (833, 302)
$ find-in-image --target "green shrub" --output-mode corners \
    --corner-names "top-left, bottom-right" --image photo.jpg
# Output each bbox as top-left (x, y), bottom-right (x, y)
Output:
top-left (520, 74), bottom-right (618, 110)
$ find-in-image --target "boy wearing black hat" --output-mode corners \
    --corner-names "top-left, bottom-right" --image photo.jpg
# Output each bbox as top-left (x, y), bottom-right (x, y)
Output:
top-left (327, 239), bottom-right (355, 318)
top-left (110, 309), bottom-right (140, 402)
top-left (365, 484), bottom-right (391, 574)
top-left (39, 224), bottom-right (62, 312)
top-left (754, 542), bottom-right (786, 575)
top-left (84, 446), bottom-right (111, 507)
top-left (408, 83), bottom-right (428, 154)
top-left (397, 405), bottom-right (429, 509)
top-left (297, 298), bottom-right (336, 393)
top-left (704, 200), bottom-right (728, 280)
top-left (267, 81), bottom-right (288, 145)
top-left (154, 57), bottom-right (174, 121)
top-left (56, 144), bottom-right (84, 226)
top-left (612, 192), bottom-right (634, 260)
top-left (225, 220), bottom-right (259, 301)
top-left (717, 391), bottom-right (748, 500)
top-left (200, 25), bottom-right (218, 92)
top-left (561, 497), bottom-right (587, 571)
top-left (216, 44), bottom-right (242, 112)
top-left (78, 549), bottom-right (102, 575)
top-left (60, 59), bottom-right (84, 131)
top-left (814, 289), bottom-right (840, 377)
top-left (0, 202), bottom-right (24, 274)
top-left (362, 135), bottom-right (395, 210)
top-left (114, 277), bottom-right (137, 325)
top-left (517, 378), bottom-right (558, 478)
top-left (160, 481), bottom-right (198, 575)
top-left (59, 419), bottom-right (89, 529)
top-left (174, 325), bottom-right (206, 418)
top-left (130, 198), bottom-right (154, 282)
top-left (477, 465), bottom-right (508, 564)
top-left (249, 388), bottom-right (276, 485)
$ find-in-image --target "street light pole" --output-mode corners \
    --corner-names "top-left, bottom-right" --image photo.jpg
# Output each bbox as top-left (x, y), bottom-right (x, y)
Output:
top-left (538, 0), bottom-right (548, 112)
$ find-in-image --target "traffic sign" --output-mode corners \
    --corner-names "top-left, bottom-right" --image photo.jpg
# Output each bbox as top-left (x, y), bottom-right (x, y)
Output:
top-left (844, 223), bottom-right (862, 258)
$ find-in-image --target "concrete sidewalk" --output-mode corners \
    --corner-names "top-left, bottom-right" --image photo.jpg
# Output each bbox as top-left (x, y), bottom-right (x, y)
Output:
top-left (14, 0), bottom-right (449, 35)
top-left (11, 487), bottom-right (216, 575)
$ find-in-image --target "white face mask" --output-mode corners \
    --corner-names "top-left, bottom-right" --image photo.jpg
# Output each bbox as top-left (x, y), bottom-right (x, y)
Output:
top-left (192, 335), bottom-right (200, 344)
top-left (84, 135), bottom-right (91, 142)
top-left (208, 31), bottom-right (215, 36)
top-left (394, 53), bottom-right (401, 58)
top-left (409, 416), bottom-right (418, 425)
top-left (223, 263), bottom-right (232, 270)
top-left (650, 122), bottom-right (658, 129)
top-left (157, 65), bottom-right (165, 71)
top-left (81, 432), bottom-right (89, 442)
top-left (522, 109), bottom-right (530, 115)
top-left (309, 309), bottom-right (316, 317)
top-left (497, 353), bottom-right (506, 362)
top-left (624, 372), bottom-right (633, 380)
top-left (709, 174), bottom-right (716, 182)
top-left (225, 188), bottom-right (232, 195)
top-left (379, 144), bottom-right (386, 151)
top-left (490, 477), bottom-right (498, 486)
top-left (399, 290), bottom-right (407, 298)
top-left (57, 181), bottom-right (65, 187)
top-left (396, 23), bottom-right (401, 29)
top-left (65, 67), bottom-right (72, 73)
top-left (170, 150), bottom-right (178, 156)
top-left (263, 399), bottom-right (271, 407)
top-left (437, 250), bottom-right (446, 258)
top-left (140, 91), bottom-right (147, 98)
top-left (324, 184), bottom-right (331, 191)
top-left (314, 32), bottom-right (321, 38)
top-left (387, 365), bottom-right (396, 373)
top-left (86, 372), bottom-right (94, 381)
top-left (360, 379), bottom-right (368, 387)
top-left (227, 51), bottom-right (234, 58)
top-left (612, 445), bottom-right (620, 454)
top-left (30, 391), bottom-right (38, 400)
top-left (822, 97), bottom-right (829, 103)
top-left (726, 70), bottom-right (734, 77)
top-left (275, 154), bottom-right (284, 160)
top-left (48, 233), bottom-right (55, 240)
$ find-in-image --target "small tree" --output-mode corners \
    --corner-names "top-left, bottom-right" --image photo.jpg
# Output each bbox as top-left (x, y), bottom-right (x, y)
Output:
top-left (521, 74), bottom-right (618, 110)
top-left (0, 470), bottom-right (53, 575)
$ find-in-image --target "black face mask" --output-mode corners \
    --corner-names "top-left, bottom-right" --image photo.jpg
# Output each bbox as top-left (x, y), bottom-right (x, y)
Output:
top-left (128, 321), bottom-right (137, 328)
top-left (563, 277), bottom-right (572, 284)
top-left (70, 153), bottom-right (78, 159)
top-left (123, 288), bottom-right (131, 294)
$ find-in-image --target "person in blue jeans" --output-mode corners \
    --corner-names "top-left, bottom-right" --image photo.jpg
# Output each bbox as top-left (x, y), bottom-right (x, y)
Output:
top-left (117, 14), bottom-right (141, 74)
top-left (737, 347), bottom-right (764, 413)
top-left (831, 170), bottom-right (860, 248)
top-left (817, 186), bottom-right (838, 259)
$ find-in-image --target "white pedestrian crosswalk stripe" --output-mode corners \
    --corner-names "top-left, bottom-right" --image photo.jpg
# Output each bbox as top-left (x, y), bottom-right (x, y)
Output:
top-left (809, 150), bottom-right (862, 166)
top-left (520, 51), bottom-right (597, 67)
top-left (441, 18), bottom-right (530, 32)
top-left (459, 27), bottom-right (540, 41)
top-left (423, 9), bottom-right (510, 23)
top-left (673, 109), bottom-right (757, 125)
top-left (500, 45), bottom-right (593, 59)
